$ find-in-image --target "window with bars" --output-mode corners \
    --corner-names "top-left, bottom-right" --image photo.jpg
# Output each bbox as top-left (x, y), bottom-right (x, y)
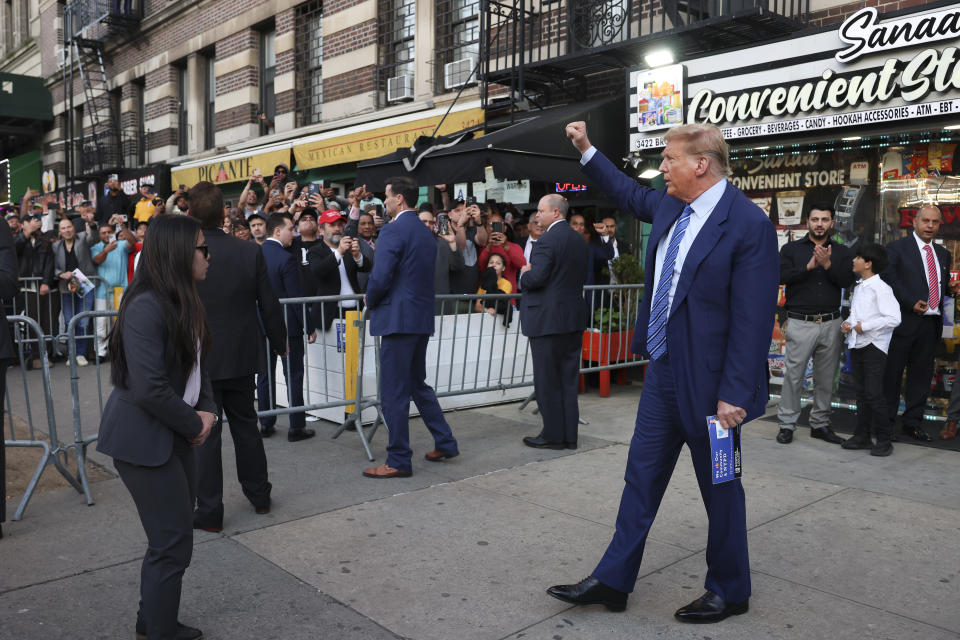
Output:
top-left (434, 0), bottom-right (479, 93)
top-left (377, 0), bottom-right (416, 104)
top-left (294, 0), bottom-right (323, 128)
top-left (204, 52), bottom-right (216, 150)
top-left (260, 29), bottom-right (276, 135)
top-left (177, 64), bottom-right (189, 155)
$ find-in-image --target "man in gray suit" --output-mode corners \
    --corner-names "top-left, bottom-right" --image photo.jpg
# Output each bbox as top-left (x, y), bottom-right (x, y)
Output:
top-left (518, 194), bottom-right (589, 449)
top-left (53, 217), bottom-right (97, 364)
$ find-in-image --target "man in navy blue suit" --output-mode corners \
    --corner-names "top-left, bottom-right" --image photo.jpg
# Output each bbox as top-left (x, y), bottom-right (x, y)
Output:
top-left (518, 194), bottom-right (588, 448)
top-left (546, 122), bottom-right (778, 623)
top-left (258, 213), bottom-right (317, 442)
top-left (362, 176), bottom-right (459, 478)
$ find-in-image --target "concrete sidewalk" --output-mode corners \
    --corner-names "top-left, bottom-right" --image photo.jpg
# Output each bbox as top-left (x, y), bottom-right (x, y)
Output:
top-left (2, 377), bottom-right (959, 640)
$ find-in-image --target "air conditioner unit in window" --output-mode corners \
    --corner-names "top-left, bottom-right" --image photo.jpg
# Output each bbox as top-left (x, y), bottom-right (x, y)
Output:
top-left (444, 57), bottom-right (475, 90)
top-left (56, 47), bottom-right (68, 69)
top-left (387, 74), bottom-right (414, 103)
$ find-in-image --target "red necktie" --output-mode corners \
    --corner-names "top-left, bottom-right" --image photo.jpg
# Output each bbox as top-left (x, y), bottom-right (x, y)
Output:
top-left (924, 244), bottom-right (939, 309)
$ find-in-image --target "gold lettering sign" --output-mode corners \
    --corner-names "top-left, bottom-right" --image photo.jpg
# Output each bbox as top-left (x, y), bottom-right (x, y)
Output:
top-left (293, 108), bottom-right (485, 170)
top-left (172, 148), bottom-right (292, 188)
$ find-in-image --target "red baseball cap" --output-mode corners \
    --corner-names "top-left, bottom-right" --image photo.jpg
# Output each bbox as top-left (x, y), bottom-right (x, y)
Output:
top-left (318, 209), bottom-right (345, 224)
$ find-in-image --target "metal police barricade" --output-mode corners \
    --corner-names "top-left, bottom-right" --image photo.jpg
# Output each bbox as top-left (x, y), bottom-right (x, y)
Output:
top-left (3, 315), bottom-right (93, 520)
top-left (64, 308), bottom-right (120, 509)
top-left (517, 283), bottom-right (648, 416)
top-left (344, 292), bottom-right (534, 450)
top-left (579, 283), bottom-right (648, 395)
top-left (258, 294), bottom-right (377, 459)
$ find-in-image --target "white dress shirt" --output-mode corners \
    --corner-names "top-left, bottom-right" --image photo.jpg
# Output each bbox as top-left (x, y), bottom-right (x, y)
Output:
top-left (331, 244), bottom-right (363, 308)
top-left (846, 274), bottom-right (901, 353)
top-left (913, 232), bottom-right (942, 316)
top-left (523, 237), bottom-right (537, 264)
top-left (652, 178), bottom-right (727, 314)
top-left (183, 341), bottom-right (201, 407)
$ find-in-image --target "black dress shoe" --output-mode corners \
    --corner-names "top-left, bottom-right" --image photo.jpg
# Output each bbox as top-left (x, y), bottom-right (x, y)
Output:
top-left (260, 425), bottom-right (276, 438)
top-left (546, 576), bottom-right (627, 612)
top-left (870, 441), bottom-right (893, 456)
top-left (192, 519), bottom-right (223, 533)
top-left (901, 426), bottom-right (932, 442)
top-left (776, 428), bottom-right (793, 444)
top-left (674, 590), bottom-right (748, 623)
top-left (810, 426), bottom-right (843, 444)
top-left (565, 442), bottom-right (578, 450)
top-left (841, 434), bottom-right (872, 450)
top-left (523, 435), bottom-right (565, 450)
top-left (288, 428), bottom-right (316, 442)
top-left (136, 620), bottom-right (203, 640)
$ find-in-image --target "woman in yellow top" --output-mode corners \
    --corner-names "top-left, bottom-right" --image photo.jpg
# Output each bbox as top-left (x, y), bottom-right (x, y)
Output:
top-left (475, 252), bottom-right (512, 315)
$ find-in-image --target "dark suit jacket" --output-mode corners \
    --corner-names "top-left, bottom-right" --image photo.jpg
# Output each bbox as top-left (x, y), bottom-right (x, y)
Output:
top-left (357, 238), bottom-right (375, 292)
top-left (881, 234), bottom-right (951, 336)
top-left (583, 150), bottom-right (778, 433)
top-left (96, 292), bottom-right (217, 466)
top-left (518, 219), bottom-right (589, 337)
top-left (0, 222), bottom-right (19, 363)
top-left (15, 234), bottom-right (55, 286)
top-left (432, 237), bottom-right (466, 313)
top-left (586, 236), bottom-right (615, 285)
top-left (365, 210), bottom-right (436, 336)
top-left (197, 228), bottom-right (286, 380)
top-left (306, 242), bottom-right (372, 331)
top-left (261, 238), bottom-right (315, 338)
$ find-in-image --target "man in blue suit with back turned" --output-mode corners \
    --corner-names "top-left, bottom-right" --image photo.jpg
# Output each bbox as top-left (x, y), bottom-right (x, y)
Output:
top-left (546, 122), bottom-right (778, 623)
top-left (362, 176), bottom-right (459, 478)
top-left (258, 212), bottom-right (317, 442)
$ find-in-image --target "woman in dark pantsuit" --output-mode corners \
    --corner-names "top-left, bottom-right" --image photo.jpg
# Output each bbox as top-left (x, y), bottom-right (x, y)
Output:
top-left (97, 215), bottom-right (216, 640)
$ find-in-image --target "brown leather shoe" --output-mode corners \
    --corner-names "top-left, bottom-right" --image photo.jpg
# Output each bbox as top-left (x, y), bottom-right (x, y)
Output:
top-left (424, 449), bottom-right (459, 462)
top-left (940, 420), bottom-right (958, 440)
top-left (362, 463), bottom-right (412, 478)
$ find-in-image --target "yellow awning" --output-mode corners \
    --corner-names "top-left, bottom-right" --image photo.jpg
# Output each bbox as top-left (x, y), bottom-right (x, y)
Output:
top-left (171, 146), bottom-right (292, 188)
top-left (293, 107), bottom-right (485, 170)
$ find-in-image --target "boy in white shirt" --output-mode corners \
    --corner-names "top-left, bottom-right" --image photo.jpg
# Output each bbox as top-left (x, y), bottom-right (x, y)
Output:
top-left (841, 243), bottom-right (901, 456)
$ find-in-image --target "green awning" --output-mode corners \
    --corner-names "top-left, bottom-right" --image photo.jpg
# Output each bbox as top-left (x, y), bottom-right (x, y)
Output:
top-left (0, 73), bottom-right (53, 121)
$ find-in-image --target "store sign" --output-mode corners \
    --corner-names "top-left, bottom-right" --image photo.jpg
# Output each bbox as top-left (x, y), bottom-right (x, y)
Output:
top-left (634, 65), bottom-right (684, 132)
top-left (172, 148), bottom-right (291, 188)
top-left (41, 169), bottom-right (56, 193)
top-left (730, 153), bottom-right (847, 191)
top-left (631, 6), bottom-right (960, 150)
top-left (120, 172), bottom-right (155, 196)
top-left (837, 7), bottom-right (960, 63)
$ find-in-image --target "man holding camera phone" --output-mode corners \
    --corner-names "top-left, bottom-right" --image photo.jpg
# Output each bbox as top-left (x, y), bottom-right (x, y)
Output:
top-left (133, 184), bottom-right (162, 222)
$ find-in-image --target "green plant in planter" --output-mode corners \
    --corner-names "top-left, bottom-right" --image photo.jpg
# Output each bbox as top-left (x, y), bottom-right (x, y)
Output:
top-left (592, 254), bottom-right (643, 331)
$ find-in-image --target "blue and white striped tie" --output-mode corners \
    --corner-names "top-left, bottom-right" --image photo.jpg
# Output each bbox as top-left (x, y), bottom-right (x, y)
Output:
top-left (646, 205), bottom-right (694, 360)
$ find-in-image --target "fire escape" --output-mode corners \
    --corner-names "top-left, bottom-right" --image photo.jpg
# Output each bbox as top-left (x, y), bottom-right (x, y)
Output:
top-left (61, 0), bottom-right (141, 182)
top-left (480, 0), bottom-right (812, 121)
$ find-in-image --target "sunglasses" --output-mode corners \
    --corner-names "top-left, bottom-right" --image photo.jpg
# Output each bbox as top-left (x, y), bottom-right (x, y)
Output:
top-left (196, 244), bottom-right (209, 259)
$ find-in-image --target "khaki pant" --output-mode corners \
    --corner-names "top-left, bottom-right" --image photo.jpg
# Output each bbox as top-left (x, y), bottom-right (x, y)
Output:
top-left (777, 317), bottom-right (843, 431)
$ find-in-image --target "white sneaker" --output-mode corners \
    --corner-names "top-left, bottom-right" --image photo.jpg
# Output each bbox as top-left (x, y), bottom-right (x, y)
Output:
top-left (76, 355), bottom-right (88, 367)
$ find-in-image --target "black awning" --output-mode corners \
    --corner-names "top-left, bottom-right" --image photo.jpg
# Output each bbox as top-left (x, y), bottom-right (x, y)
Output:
top-left (356, 98), bottom-right (625, 190)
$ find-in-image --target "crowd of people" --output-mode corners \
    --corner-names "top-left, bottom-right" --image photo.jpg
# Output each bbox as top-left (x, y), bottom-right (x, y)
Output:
top-left (1, 165), bottom-right (631, 372)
